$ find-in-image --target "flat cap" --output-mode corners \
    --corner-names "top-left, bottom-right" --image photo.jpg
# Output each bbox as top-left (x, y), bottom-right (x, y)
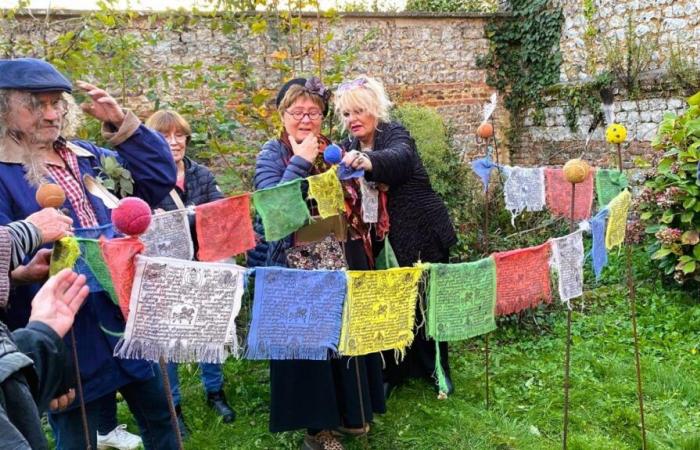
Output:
top-left (0, 58), bottom-right (72, 93)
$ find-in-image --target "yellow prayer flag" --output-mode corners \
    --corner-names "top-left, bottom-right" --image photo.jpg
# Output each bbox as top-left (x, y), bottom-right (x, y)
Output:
top-left (307, 169), bottom-right (344, 219)
top-left (49, 236), bottom-right (81, 276)
top-left (605, 189), bottom-right (632, 250)
top-left (338, 267), bottom-right (423, 357)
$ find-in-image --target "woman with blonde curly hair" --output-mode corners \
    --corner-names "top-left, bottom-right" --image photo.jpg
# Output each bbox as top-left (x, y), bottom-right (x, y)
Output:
top-left (336, 75), bottom-right (458, 398)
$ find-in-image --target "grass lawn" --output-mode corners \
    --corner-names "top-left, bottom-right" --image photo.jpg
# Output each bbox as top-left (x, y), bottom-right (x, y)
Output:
top-left (103, 249), bottom-right (700, 449)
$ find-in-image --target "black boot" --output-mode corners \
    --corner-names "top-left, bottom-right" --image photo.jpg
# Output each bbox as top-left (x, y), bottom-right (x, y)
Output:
top-left (174, 404), bottom-right (190, 440)
top-left (207, 390), bottom-right (236, 423)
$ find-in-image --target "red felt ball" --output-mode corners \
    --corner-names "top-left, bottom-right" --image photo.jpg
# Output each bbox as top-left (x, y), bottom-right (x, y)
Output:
top-left (111, 197), bottom-right (152, 236)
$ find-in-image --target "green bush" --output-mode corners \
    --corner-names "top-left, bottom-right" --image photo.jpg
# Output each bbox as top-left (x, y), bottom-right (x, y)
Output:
top-left (639, 92), bottom-right (700, 284)
top-left (404, 0), bottom-right (497, 13)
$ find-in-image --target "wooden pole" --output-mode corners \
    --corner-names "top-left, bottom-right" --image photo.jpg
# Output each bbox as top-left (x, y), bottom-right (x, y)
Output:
top-left (159, 356), bottom-right (184, 450)
top-left (562, 182), bottom-right (576, 450)
top-left (616, 143), bottom-right (647, 450)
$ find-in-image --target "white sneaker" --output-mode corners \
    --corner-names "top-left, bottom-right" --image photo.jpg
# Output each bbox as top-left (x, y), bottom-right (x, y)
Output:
top-left (96, 424), bottom-right (143, 450)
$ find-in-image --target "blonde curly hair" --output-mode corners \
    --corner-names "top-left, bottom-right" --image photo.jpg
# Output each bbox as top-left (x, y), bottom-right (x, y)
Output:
top-left (334, 75), bottom-right (393, 132)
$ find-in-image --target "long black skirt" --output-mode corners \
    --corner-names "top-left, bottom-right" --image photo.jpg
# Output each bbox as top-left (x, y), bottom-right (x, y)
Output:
top-left (269, 239), bottom-right (386, 433)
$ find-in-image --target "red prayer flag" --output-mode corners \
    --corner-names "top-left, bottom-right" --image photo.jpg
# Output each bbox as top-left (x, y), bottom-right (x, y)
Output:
top-left (99, 236), bottom-right (144, 321)
top-left (195, 194), bottom-right (255, 261)
top-left (493, 242), bottom-right (552, 316)
top-left (545, 167), bottom-right (594, 221)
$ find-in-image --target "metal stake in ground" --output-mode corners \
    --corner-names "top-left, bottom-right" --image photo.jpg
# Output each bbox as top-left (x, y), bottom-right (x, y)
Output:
top-left (159, 356), bottom-right (184, 450)
top-left (561, 158), bottom-right (591, 450)
top-left (70, 330), bottom-right (92, 450)
top-left (613, 137), bottom-right (647, 450)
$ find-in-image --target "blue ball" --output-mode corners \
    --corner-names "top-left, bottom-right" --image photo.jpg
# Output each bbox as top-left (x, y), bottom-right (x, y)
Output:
top-left (324, 144), bottom-right (342, 165)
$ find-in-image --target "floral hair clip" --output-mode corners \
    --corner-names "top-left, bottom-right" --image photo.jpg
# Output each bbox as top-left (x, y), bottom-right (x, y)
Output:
top-left (304, 77), bottom-right (331, 103)
top-left (337, 77), bottom-right (367, 94)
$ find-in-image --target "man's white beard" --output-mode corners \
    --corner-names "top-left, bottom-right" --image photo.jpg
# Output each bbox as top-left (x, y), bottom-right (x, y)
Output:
top-left (8, 129), bottom-right (54, 187)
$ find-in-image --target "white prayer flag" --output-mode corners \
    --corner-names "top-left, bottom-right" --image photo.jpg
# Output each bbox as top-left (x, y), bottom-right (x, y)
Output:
top-left (114, 255), bottom-right (245, 363)
top-left (140, 209), bottom-right (194, 260)
top-left (550, 230), bottom-right (584, 303)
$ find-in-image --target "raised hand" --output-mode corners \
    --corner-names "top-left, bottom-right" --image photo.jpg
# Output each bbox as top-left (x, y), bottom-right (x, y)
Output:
top-left (28, 268), bottom-right (89, 338)
top-left (26, 208), bottom-right (73, 244)
top-left (75, 80), bottom-right (125, 127)
top-left (341, 149), bottom-right (372, 171)
top-left (289, 133), bottom-right (319, 164)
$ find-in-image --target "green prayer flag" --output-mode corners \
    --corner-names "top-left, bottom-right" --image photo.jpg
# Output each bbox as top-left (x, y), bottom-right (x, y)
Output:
top-left (595, 169), bottom-right (628, 208)
top-left (49, 237), bottom-right (81, 276)
top-left (376, 237), bottom-right (399, 269)
top-left (253, 179), bottom-right (310, 241)
top-left (78, 238), bottom-right (118, 305)
top-left (426, 257), bottom-right (497, 342)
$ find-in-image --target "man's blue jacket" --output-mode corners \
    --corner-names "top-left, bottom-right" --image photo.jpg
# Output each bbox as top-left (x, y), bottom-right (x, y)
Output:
top-left (0, 111), bottom-right (176, 407)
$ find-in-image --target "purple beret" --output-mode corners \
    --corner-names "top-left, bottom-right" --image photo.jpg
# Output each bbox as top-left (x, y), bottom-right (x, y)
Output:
top-left (0, 58), bottom-right (72, 93)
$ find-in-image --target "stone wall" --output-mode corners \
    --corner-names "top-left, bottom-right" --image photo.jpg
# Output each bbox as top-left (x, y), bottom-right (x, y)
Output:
top-left (509, 0), bottom-right (699, 168)
top-left (5, 11), bottom-right (505, 162)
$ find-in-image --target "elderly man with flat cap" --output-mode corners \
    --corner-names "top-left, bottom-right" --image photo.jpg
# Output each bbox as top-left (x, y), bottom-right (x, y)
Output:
top-left (0, 58), bottom-right (178, 450)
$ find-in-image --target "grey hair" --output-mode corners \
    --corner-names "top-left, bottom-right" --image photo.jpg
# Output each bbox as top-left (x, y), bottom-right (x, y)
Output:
top-left (0, 89), bottom-right (83, 141)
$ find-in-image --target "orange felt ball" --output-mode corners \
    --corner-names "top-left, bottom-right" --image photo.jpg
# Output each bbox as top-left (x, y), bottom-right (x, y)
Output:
top-left (477, 122), bottom-right (494, 139)
top-left (111, 197), bottom-right (152, 236)
top-left (563, 158), bottom-right (591, 184)
top-left (35, 183), bottom-right (66, 208)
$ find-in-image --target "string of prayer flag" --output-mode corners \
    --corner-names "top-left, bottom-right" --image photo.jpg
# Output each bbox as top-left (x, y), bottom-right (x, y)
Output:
top-left (195, 194), bottom-right (255, 261)
top-left (307, 169), bottom-right (344, 219)
top-left (114, 255), bottom-right (245, 363)
top-left (502, 166), bottom-right (546, 223)
top-left (590, 209), bottom-right (609, 280)
top-left (605, 189), bottom-right (632, 250)
top-left (141, 209), bottom-right (194, 260)
top-left (493, 242), bottom-right (552, 315)
top-left (100, 236), bottom-right (144, 320)
top-left (253, 179), bottom-right (310, 241)
top-left (49, 237), bottom-right (80, 276)
top-left (550, 230), bottom-right (585, 302)
top-left (338, 267), bottom-right (423, 357)
top-left (545, 167), bottom-right (594, 221)
top-left (78, 238), bottom-right (118, 304)
top-left (426, 257), bottom-right (497, 342)
top-left (245, 267), bottom-right (346, 360)
top-left (595, 169), bottom-right (628, 207)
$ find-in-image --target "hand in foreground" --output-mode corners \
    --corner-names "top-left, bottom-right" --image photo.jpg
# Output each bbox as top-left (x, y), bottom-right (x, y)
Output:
top-left (11, 249), bottom-right (52, 284)
top-left (341, 149), bottom-right (372, 171)
top-left (26, 208), bottom-right (73, 244)
top-left (49, 389), bottom-right (75, 412)
top-left (289, 133), bottom-right (319, 164)
top-left (28, 269), bottom-right (89, 338)
top-left (76, 80), bottom-right (126, 128)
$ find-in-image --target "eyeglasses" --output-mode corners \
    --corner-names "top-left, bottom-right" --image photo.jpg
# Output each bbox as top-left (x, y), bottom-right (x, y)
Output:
top-left (22, 95), bottom-right (68, 116)
top-left (285, 110), bottom-right (323, 121)
top-left (160, 132), bottom-right (188, 143)
top-left (337, 78), bottom-right (367, 94)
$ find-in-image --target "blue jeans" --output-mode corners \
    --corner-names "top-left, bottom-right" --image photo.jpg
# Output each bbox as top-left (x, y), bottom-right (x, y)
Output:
top-left (167, 362), bottom-right (224, 406)
top-left (49, 373), bottom-right (177, 450)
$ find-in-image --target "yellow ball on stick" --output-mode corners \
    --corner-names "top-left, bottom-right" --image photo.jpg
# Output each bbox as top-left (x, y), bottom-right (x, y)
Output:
top-left (563, 158), bottom-right (591, 184)
top-left (605, 123), bottom-right (627, 144)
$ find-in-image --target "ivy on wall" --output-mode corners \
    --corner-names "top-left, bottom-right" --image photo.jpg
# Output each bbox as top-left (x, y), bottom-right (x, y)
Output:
top-left (477, 0), bottom-right (564, 141)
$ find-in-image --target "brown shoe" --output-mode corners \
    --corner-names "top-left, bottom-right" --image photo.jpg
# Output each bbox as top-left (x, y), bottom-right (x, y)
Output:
top-left (301, 431), bottom-right (345, 450)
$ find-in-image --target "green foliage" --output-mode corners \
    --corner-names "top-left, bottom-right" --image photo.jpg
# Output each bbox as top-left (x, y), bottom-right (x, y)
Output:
top-left (601, 16), bottom-right (655, 97)
top-left (639, 93), bottom-right (700, 285)
top-left (546, 72), bottom-right (613, 133)
top-left (404, 0), bottom-right (497, 13)
top-left (667, 41), bottom-right (700, 94)
top-left (96, 155), bottom-right (134, 197)
top-left (477, 0), bottom-right (564, 142)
